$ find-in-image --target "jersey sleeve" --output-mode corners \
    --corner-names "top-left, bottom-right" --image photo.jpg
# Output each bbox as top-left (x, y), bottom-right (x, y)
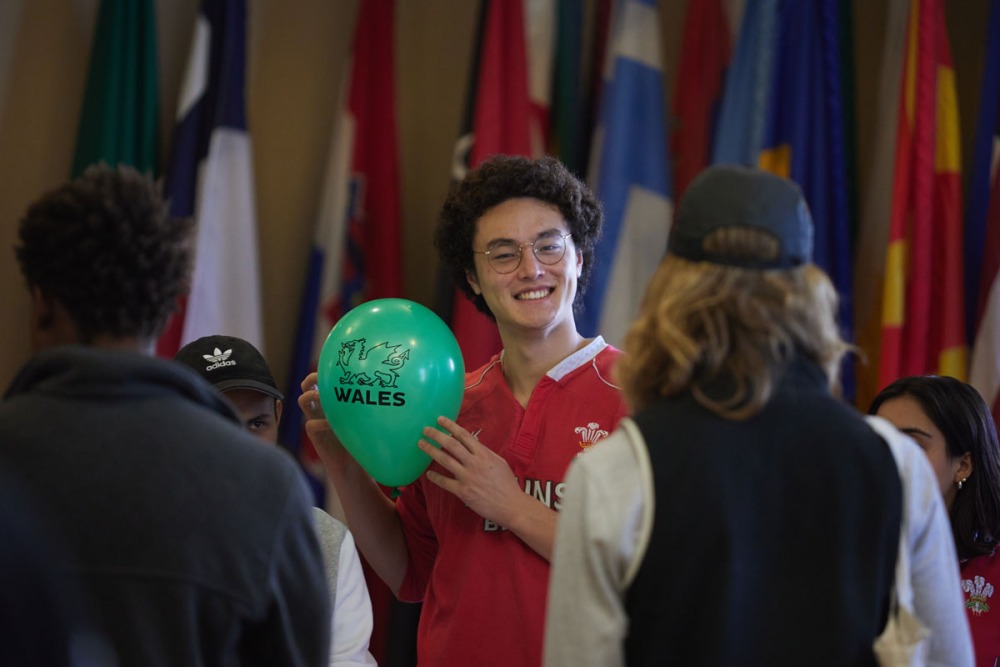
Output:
top-left (395, 477), bottom-right (439, 602)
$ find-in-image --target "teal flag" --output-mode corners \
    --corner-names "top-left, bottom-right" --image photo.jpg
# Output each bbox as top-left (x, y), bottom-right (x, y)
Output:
top-left (71, 0), bottom-right (158, 176)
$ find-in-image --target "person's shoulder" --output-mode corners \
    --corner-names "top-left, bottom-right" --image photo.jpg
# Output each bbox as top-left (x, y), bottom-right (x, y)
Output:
top-left (963, 548), bottom-right (1000, 577)
top-left (593, 344), bottom-right (622, 376)
top-left (312, 508), bottom-right (348, 544)
top-left (863, 414), bottom-right (933, 499)
top-left (578, 420), bottom-right (642, 475)
top-left (464, 356), bottom-right (504, 395)
top-left (864, 414), bottom-right (920, 464)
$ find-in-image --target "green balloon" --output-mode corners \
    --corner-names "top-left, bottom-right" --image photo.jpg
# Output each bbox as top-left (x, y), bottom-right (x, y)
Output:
top-left (317, 298), bottom-right (465, 487)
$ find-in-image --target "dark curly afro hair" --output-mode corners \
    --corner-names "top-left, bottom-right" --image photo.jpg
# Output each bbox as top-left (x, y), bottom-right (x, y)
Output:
top-left (434, 154), bottom-right (604, 319)
top-left (15, 163), bottom-right (194, 344)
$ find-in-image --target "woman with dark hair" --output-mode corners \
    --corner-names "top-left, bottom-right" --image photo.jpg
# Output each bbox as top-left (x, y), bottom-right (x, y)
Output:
top-left (871, 375), bottom-right (1000, 665)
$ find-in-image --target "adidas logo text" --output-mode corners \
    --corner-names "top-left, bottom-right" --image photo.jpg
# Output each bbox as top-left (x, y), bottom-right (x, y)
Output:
top-left (205, 360), bottom-right (237, 372)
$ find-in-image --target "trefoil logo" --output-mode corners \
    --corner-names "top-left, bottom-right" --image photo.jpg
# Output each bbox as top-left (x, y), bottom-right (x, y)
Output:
top-left (202, 347), bottom-right (236, 372)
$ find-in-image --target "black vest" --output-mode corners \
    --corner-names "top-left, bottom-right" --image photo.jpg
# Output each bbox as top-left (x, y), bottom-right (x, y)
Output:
top-left (624, 359), bottom-right (900, 666)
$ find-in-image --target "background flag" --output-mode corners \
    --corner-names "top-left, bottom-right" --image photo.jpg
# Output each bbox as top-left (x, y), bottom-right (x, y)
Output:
top-left (964, 0), bottom-right (1000, 343)
top-left (525, 0), bottom-right (555, 157)
top-left (441, 0), bottom-right (534, 371)
top-left (967, 0), bottom-right (1000, 423)
top-left (549, 0), bottom-right (613, 179)
top-left (156, 0), bottom-right (263, 355)
top-left (281, 0), bottom-right (402, 478)
top-left (711, 0), bottom-right (778, 165)
top-left (671, 0), bottom-right (732, 201)
top-left (279, 3), bottom-right (405, 662)
top-left (757, 0), bottom-right (854, 399)
top-left (577, 0), bottom-right (672, 347)
top-left (852, 0), bottom-right (908, 408)
top-left (71, 0), bottom-right (158, 176)
top-left (878, 0), bottom-right (966, 387)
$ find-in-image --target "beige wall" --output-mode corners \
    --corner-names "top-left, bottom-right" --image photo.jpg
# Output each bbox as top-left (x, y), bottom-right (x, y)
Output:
top-left (0, 0), bottom-right (991, 392)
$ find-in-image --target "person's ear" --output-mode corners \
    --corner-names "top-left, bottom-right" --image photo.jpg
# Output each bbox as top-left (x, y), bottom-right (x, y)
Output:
top-left (31, 286), bottom-right (55, 331)
top-left (466, 269), bottom-right (482, 296)
top-left (956, 451), bottom-right (974, 484)
top-left (274, 398), bottom-right (283, 426)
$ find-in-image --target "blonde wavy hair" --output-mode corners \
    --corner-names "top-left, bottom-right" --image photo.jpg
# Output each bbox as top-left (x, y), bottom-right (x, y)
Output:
top-left (617, 227), bottom-right (850, 420)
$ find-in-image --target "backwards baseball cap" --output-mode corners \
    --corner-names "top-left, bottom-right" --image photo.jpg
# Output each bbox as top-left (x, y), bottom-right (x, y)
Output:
top-left (668, 164), bottom-right (814, 269)
top-left (174, 335), bottom-right (283, 400)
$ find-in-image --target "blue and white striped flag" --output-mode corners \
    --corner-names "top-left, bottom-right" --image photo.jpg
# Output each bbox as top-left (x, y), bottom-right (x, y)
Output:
top-left (579, 0), bottom-right (672, 346)
top-left (157, 0), bottom-right (262, 355)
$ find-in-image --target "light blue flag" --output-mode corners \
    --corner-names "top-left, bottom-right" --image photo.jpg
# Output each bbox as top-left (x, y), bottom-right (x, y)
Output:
top-left (579, 0), bottom-right (672, 346)
top-left (711, 0), bottom-right (779, 165)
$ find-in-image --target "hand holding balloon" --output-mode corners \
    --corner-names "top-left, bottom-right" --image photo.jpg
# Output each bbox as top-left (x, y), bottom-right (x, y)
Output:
top-left (317, 299), bottom-right (465, 487)
top-left (418, 415), bottom-right (526, 526)
top-left (299, 373), bottom-right (338, 452)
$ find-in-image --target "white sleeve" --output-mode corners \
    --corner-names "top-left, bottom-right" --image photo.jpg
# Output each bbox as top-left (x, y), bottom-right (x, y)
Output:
top-left (544, 420), bottom-right (652, 667)
top-left (866, 415), bottom-right (974, 667)
top-left (330, 530), bottom-right (377, 667)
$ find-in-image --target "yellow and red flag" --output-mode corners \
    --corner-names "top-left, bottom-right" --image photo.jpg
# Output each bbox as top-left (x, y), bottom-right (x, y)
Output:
top-left (878, 0), bottom-right (966, 388)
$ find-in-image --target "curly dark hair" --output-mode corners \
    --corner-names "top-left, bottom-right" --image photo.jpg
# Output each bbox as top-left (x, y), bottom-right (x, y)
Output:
top-left (869, 375), bottom-right (1000, 560)
top-left (15, 163), bottom-right (193, 343)
top-left (434, 154), bottom-right (604, 318)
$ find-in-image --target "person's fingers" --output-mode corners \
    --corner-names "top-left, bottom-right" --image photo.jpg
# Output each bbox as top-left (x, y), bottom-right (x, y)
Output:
top-left (300, 372), bottom-right (319, 393)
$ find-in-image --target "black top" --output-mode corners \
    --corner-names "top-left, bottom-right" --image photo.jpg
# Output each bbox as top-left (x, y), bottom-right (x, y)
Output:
top-left (0, 346), bottom-right (330, 667)
top-left (625, 357), bottom-right (901, 666)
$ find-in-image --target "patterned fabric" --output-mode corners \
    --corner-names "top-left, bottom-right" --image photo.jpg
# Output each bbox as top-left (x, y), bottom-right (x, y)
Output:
top-left (397, 338), bottom-right (628, 666)
top-left (962, 551), bottom-right (1000, 666)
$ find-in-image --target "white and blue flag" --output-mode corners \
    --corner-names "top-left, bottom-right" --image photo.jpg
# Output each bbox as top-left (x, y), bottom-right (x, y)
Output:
top-left (158, 0), bottom-right (262, 355)
top-left (579, 0), bottom-right (672, 346)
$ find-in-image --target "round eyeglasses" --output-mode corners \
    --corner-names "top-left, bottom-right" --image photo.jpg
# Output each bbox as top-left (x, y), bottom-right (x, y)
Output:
top-left (472, 232), bottom-right (573, 274)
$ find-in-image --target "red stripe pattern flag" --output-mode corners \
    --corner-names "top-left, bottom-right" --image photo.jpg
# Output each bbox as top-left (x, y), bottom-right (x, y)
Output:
top-left (878, 0), bottom-right (966, 386)
top-left (446, 0), bottom-right (534, 371)
top-left (281, 0), bottom-right (402, 482)
top-left (671, 0), bottom-right (732, 202)
top-left (280, 3), bottom-right (403, 660)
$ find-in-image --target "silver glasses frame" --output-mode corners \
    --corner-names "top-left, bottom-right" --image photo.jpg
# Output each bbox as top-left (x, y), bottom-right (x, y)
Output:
top-left (472, 232), bottom-right (573, 274)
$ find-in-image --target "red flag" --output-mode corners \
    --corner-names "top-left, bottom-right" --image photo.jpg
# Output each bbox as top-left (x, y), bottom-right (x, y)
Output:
top-left (671, 0), bottom-right (732, 201)
top-left (878, 0), bottom-right (966, 386)
top-left (448, 0), bottom-right (534, 371)
top-left (854, 0), bottom-right (908, 409)
top-left (280, 1), bottom-right (403, 660)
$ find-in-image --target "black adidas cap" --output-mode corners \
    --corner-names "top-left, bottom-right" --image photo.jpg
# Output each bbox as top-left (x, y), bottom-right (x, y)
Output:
top-left (668, 164), bottom-right (814, 269)
top-left (174, 335), bottom-right (283, 400)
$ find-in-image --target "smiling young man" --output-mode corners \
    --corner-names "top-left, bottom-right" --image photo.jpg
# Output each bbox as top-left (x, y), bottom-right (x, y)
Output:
top-left (299, 155), bottom-right (630, 665)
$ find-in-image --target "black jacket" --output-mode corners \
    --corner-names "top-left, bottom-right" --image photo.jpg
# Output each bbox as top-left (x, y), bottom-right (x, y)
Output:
top-left (625, 358), bottom-right (901, 666)
top-left (0, 346), bottom-right (330, 667)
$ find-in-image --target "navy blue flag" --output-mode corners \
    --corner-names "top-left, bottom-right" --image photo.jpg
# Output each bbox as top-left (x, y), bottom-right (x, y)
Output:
top-left (758, 0), bottom-right (854, 399)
